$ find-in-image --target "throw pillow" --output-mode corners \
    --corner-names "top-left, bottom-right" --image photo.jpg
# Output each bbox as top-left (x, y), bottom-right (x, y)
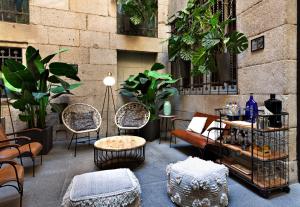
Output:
top-left (202, 121), bottom-right (226, 140)
top-left (70, 111), bottom-right (97, 131)
top-left (121, 110), bottom-right (145, 127)
top-left (186, 117), bottom-right (207, 134)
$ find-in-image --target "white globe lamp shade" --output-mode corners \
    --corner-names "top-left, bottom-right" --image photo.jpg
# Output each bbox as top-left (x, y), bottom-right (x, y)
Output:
top-left (103, 72), bottom-right (116, 86)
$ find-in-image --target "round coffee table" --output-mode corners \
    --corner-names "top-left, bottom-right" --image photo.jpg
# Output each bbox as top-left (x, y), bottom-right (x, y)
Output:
top-left (94, 136), bottom-right (146, 169)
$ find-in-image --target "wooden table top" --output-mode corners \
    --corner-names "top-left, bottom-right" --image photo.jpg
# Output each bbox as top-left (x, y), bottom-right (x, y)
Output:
top-left (94, 136), bottom-right (146, 151)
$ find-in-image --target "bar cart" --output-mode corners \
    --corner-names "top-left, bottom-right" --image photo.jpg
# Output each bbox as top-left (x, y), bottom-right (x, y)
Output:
top-left (215, 109), bottom-right (290, 198)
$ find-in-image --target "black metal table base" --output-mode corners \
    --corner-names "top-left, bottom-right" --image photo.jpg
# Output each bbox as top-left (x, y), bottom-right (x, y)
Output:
top-left (94, 146), bottom-right (145, 169)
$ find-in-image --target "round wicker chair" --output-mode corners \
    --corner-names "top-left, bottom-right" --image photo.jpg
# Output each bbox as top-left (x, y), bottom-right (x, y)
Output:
top-left (62, 103), bottom-right (102, 157)
top-left (115, 102), bottom-right (150, 134)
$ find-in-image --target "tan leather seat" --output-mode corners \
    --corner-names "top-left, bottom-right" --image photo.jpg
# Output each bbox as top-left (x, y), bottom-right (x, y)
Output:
top-left (19, 142), bottom-right (43, 157)
top-left (0, 126), bottom-right (43, 176)
top-left (0, 147), bottom-right (19, 161)
top-left (0, 163), bottom-right (24, 185)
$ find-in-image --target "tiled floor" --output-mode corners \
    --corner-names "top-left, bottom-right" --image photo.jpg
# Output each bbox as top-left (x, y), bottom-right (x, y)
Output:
top-left (0, 138), bottom-right (299, 207)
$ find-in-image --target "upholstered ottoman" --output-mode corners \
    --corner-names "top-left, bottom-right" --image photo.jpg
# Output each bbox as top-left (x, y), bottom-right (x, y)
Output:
top-left (62, 168), bottom-right (141, 207)
top-left (166, 157), bottom-right (229, 207)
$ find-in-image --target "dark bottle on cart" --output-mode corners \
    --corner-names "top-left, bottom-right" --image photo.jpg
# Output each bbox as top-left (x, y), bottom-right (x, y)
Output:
top-left (245, 93), bottom-right (258, 123)
top-left (264, 94), bottom-right (282, 127)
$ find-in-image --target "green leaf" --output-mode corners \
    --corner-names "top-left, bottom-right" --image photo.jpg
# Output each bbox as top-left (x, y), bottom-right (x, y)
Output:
top-left (50, 83), bottom-right (81, 94)
top-left (148, 71), bottom-right (172, 80)
top-left (226, 31), bottom-right (249, 54)
top-left (179, 49), bottom-right (193, 61)
top-left (41, 48), bottom-right (69, 64)
top-left (34, 59), bottom-right (45, 74)
top-left (49, 62), bottom-right (80, 81)
top-left (2, 65), bottom-right (23, 88)
top-left (32, 92), bottom-right (49, 100)
top-left (209, 11), bottom-right (220, 27)
top-left (48, 75), bottom-right (70, 90)
top-left (202, 30), bottom-right (221, 49)
top-left (49, 62), bottom-right (77, 76)
top-left (130, 15), bottom-right (143, 25)
top-left (19, 114), bottom-right (31, 122)
top-left (4, 59), bottom-right (25, 72)
top-left (150, 63), bottom-right (165, 71)
top-left (182, 34), bottom-right (196, 45)
top-left (12, 99), bottom-right (27, 111)
top-left (68, 83), bottom-right (81, 90)
top-left (139, 77), bottom-right (148, 84)
top-left (50, 86), bottom-right (66, 94)
top-left (119, 89), bottom-right (135, 98)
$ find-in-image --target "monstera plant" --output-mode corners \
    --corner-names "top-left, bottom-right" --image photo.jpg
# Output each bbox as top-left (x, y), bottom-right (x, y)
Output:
top-left (169, 0), bottom-right (248, 77)
top-left (3, 46), bottom-right (81, 129)
top-left (120, 63), bottom-right (178, 120)
top-left (120, 63), bottom-right (178, 141)
top-left (117, 0), bottom-right (157, 25)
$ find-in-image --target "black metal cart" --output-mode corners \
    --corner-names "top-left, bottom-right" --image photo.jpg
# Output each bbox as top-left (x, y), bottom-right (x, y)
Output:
top-left (215, 109), bottom-right (290, 198)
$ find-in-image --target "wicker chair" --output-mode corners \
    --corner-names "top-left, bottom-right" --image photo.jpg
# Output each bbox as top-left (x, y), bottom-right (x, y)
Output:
top-left (62, 103), bottom-right (102, 157)
top-left (0, 160), bottom-right (24, 207)
top-left (115, 102), bottom-right (150, 135)
top-left (0, 127), bottom-right (43, 177)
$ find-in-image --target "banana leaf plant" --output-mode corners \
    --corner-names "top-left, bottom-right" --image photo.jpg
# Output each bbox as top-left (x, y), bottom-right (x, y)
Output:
top-left (168, 0), bottom-right (248, 75)
top-left (2, 46), bottom-right (81, 129)
top-left (120, 63), bottom-right (178, 120)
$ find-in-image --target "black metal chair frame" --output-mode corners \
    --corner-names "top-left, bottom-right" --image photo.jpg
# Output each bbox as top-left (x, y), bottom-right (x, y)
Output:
top-left (0, 131), bottom-right (43, 177)
top-left (0, 160), bottom-right (23, 207)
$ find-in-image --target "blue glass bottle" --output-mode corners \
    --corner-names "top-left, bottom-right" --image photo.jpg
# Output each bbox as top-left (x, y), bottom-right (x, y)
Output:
top-left (245, 93), bottom-right (258, 123)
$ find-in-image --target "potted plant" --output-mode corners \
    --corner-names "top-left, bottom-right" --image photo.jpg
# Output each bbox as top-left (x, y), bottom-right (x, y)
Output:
top-left (168, 0), bottom-right (248, 80)
top-left (120, 63), bottom-right (178, 141)
top-left (117, 0), bottom-right (158, 37)
top-left (2, 46), bottom-right (81, 154)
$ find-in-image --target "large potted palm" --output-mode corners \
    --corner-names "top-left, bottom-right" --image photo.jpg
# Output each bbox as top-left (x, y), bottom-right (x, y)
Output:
top-left (2, 46), bottom-right (81, 154)
top-left (120, 63), bottom-right (178, 141)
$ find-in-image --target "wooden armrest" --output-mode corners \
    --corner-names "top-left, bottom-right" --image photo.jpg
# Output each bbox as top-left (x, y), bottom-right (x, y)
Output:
top-left (6, 128), bottom-right (43, 136)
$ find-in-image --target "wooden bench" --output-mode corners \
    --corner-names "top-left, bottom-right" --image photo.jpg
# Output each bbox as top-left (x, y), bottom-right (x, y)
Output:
top-left (170, 112), bottom-right (228, 157)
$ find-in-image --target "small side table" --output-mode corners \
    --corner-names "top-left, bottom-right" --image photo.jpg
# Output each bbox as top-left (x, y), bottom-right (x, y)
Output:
top-left (159, 114), bottom-right (176, 144)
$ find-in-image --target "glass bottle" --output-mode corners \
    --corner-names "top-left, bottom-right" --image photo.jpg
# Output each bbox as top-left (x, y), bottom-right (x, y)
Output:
top-left (245, 93), bottom-right (258, 123)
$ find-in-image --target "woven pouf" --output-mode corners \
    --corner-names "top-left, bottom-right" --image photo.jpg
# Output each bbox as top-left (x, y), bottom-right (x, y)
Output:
top-left (166, 157), bottom-right (229, 207)
top-left (62, 168), bottom-right (141, 207)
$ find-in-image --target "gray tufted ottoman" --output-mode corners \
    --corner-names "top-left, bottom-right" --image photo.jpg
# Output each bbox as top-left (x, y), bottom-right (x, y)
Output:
top-left (62, 168), bottom-right (141, 207)
top-left (166, 157), bottom-right (229, 207)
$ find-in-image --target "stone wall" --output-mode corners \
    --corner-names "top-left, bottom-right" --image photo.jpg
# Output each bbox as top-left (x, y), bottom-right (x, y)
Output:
top-left (170, 0), bottom-right (298, 182)
top-left (0, 0), bottom-right (170, 136)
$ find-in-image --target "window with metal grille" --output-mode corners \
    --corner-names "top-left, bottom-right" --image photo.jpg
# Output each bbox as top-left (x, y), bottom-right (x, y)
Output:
top-left (0, 47), bottom-right (23, 96)
top-left (117, 1), bottom-right (158, 37)
top-left (171, 0), bottom-right (238, 95)
top-left (0, 0), bottom-right (29, 24)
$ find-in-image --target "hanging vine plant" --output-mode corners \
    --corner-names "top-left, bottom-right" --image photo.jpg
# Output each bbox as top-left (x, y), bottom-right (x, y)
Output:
top-left (117, 0), bottom-right (158, 25)
top-left (168, 0), bottom-right (248, 75)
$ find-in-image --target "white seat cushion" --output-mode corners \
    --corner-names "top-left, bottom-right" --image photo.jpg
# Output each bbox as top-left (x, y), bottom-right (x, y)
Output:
top-left (202, 121), bottom-right (226, 140)
top-left (187, 117), bottom-right (207, 134)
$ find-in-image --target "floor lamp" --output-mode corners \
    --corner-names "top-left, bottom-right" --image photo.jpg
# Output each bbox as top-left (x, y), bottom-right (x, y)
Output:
top-left (101, 72), bottom-right (116, 137)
